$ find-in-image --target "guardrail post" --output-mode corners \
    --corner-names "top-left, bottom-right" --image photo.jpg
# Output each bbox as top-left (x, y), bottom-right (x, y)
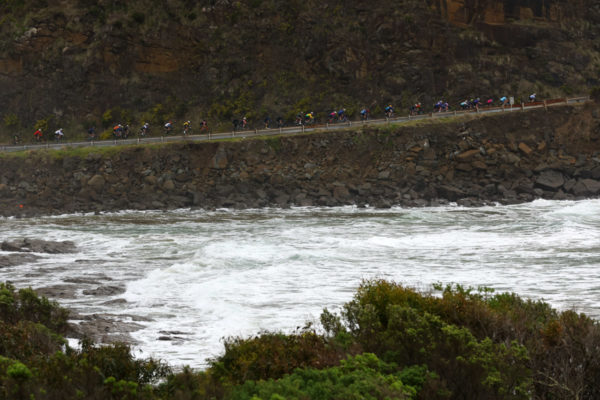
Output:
top-left (279, 127), bottom-right (282, 134)
top-left (161, 136), bottom-right (164, 142)
top-left (521, 103), bottom-right (524, 112)
top-left (349, 121), bottom-right (352, 127)
top-left (302, 125), bottom-right (305, 133)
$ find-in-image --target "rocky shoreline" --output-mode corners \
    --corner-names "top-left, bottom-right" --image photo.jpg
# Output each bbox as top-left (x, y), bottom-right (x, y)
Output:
top-left (0, 103), bottom-right (599, 218)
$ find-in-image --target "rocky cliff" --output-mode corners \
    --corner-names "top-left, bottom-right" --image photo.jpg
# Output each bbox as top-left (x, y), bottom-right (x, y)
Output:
top-left (1, 103), bottom-right (599, 217)
top-left (0, 0), bottom-right (598, 140)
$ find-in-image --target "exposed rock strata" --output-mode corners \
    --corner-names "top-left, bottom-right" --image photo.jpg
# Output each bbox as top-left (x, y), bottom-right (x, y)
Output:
top-left (1, 104), bottom-right (599, 217)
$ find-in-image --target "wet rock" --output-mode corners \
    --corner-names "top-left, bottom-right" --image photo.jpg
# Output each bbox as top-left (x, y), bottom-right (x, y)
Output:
top-left (82, 285), bottom-right (126, 296)
top-left (70, 314), bottom-right (144, 344)
top-left (572, 179), bottom-right (600, 196)
top-left (0, 253), bottom-right (40, 268)
top-left (1, 238), bottom-right (77, 254)
top-left (63, 277), bottom-right (102, 285)
top-left (437, 185), bottom-right (466, 201)
top-left (535, 170), bottom-right (564, 190)
top-left (35, 285), bottom-right (79, 299)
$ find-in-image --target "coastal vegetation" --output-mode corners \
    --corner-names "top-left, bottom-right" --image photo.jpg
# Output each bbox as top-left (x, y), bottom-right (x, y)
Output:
top-left (2, 279), bottom-right (600, 399)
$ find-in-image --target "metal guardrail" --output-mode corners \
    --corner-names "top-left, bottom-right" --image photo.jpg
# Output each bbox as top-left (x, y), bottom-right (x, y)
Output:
top-left (0, 96), bottom-right (590, 153)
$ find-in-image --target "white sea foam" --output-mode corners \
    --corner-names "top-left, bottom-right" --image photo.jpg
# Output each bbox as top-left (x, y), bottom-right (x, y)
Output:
top-left (1, 200), bottom-right (600, 368)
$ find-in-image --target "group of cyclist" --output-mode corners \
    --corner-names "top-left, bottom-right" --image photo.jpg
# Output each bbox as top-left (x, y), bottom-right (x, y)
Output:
top-left (17, 93), bottom-right (540, 144)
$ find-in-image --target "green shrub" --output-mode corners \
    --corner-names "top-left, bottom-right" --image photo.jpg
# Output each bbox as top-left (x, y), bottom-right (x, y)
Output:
top-left (228, 353), bottom-right (419, 400)
top-left (209, 331), bottom-right (341, 385)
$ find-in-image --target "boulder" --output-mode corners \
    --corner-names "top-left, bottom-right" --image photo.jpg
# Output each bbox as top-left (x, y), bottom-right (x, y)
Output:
top-left (572, 179), bottom-right (600, 196)
top-left (333, 185), bottom-right (350, 200)
top-left (162, 179), bottom-right (175, 191)
top-left (455, 163), bottom-right (473, 172)
top-left (437, 185), bottom-right (466, 201)
top-left (456, 149), bottom-right (480, 161)
top-left (210, 146), bottom-right (228, 169)
top-left (518, 142), bottom-right (533, 155)
top-left (472, 161), bottom-right (487, 170)
top-left (535, 170), bottom-right (564, 190)
top-left (87, 174), bottom-right (105, 191)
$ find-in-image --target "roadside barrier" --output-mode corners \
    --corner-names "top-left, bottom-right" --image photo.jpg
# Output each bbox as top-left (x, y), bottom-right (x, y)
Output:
top-left (0, 96), bottom-right (590, 153)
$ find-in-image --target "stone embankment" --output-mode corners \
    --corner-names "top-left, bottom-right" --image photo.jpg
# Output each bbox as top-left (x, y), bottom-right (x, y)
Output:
top-left (1, 103), bottom-right (599, 217)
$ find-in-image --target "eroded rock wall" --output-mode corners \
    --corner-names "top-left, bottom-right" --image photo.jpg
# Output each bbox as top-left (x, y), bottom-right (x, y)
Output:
top-left (1, 103), bottom-right (599, 217)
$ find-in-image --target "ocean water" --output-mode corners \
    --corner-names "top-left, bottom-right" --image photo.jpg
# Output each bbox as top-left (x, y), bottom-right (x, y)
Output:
top-left (1, 199), bottom-right (599, 368)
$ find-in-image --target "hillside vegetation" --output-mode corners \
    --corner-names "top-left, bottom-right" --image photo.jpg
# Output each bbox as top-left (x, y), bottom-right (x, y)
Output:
top-left (2, 280), bottom-right (600, 399)
top-left (0, 0), bottom-right (599, 141)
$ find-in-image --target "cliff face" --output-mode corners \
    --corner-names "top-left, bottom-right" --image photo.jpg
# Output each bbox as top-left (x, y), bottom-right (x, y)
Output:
top-left (435, 0), bottom-right (587, 25)
top-left (1, 103), bottom-right (599, 217)
top-left (0, 0), bottom-right (598, 139)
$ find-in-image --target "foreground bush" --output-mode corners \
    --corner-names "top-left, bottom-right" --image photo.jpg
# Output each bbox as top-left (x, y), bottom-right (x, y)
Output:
top-left (2, 280), bottom-right (600, 399)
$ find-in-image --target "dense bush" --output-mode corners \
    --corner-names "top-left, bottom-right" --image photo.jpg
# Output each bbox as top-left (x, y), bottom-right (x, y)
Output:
top-left (2, 280), bottom-right (600, 399)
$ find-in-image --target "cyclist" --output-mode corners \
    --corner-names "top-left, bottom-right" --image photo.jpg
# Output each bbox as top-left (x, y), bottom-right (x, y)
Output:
top-left (529, 93), bottom-right (536, 102)
top-left (34, 128), bottom-right (43, 142)
top-left (337, 108), bottom-right (347, 122)
top-left (500, 96), bottom-right (508, 106)
top-left (486, 98), bottom-right (493, 107)
top-left (113, 124), bottom-right (123, 138)
top-left (241, 116), bottom-right (248, 129)
top-left (276, 116), bottom-right (284, 128)
top-left (296, 113), bottom-right (304, 126)
top-left (164, 121), bottom-right (173, 135)
top-left (54, 128), bottom-right (64, 141)
top-left (13, 134), bottom-right (20, 145)
top-left (264, 115), bottom-right (271, 129)
top-left (328, 111), bottom-right (337, 123)
top-left (360, 108), bottom-right (370, 120)
top-left (87, 126), bottom-right (96, 141)
top-left (385, 104), bottom-right (394, 118)
top-left (183, 120), bottom-right (191, 135)
top-left (305, 111), bottom-right (314, 125)
top-left (140, 122), bottom-right (150, 137)
top-left (199, 120), bottom-right (208, 132)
